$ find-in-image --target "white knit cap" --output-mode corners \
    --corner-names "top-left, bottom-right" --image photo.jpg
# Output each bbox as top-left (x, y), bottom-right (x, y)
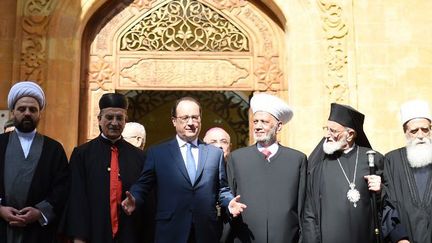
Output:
top-left (250, 93), bottom-right (293, 124)
top-left (400, 99), bottom-right (432, 125)
top-left (7, 81), bottom-right (45, 110)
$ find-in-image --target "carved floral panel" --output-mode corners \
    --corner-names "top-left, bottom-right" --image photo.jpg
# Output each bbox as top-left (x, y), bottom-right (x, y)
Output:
top-left (119, 58), bottom-right (250, 88)
top-left (317, 0), bottom-right (350, 103)
top-left (120, 0), bottom-right (250, 52)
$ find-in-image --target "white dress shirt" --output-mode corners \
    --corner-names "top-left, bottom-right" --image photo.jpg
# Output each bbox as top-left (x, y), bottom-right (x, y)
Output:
top-left (176, 135), bottom-right (199, 170)
top-left (15, 129), bottom-right (37, 158)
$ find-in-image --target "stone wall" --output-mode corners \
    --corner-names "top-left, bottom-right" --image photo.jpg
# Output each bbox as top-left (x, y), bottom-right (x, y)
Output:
top-left (0, 0), bottom-right (431, 156)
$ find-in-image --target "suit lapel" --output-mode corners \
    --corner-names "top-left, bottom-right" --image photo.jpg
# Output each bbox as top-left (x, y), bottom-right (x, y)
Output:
top-left (196, 142), bottom-right (208, 184)
top-left (168, 139), bottom-right (191, 183)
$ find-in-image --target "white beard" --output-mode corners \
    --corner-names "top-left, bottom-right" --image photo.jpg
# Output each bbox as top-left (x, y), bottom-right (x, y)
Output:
top-left (406, 137), bottom-right (432, 168)
top-left (254, 125), bottom-right (277, 146)
top-left (323, 137), bottom-right (348, 155)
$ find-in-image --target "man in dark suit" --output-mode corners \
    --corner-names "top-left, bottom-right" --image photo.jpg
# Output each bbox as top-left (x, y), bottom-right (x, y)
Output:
top-left (0, 81), bottom-right (69, 243)
top-left (122, 96), bottom-right (246, 243)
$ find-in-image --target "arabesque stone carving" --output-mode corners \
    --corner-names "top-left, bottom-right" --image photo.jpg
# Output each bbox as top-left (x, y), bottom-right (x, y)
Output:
top-left (254, 56), bottom-right (282, 92)
top-left (120, 0), bottom-right (249, 52)
top-left (20, 0), bottom-right (56, 85)
top-left (318, 0), bottom-right (349, 102)
top-left (131, 0), bottom-right (157, 10)
top-left (119, 58), bottom-right (249, 88)
top-left (207, 0), bottom-right (247, 11)
top-left (88, 55), bottom-right (115, 91)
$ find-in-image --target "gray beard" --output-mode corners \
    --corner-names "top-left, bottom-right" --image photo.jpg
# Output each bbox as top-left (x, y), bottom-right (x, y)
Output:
top-left (323, 138), bottom-right (348, 155)
top-left (406, 138), bottom-right (432, 168)
top-left (254, 126), bottom-right (277, 146)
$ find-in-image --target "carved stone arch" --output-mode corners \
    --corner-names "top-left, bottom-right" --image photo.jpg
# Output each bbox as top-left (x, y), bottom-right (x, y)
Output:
top-left (79, 0), bottom-right (287, 141)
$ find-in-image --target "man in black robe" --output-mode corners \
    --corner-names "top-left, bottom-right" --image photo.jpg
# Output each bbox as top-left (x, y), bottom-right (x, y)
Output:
top-left (63, 93), bottom-right (153, 243)
top-left (0, 81), bottom-right (69, 243)
top-left (382, 99), bottom-right (432, 243)
top-left (226, 93), bottom-right (307, 243)
top-left (303, 103), bottom-right (384, 243)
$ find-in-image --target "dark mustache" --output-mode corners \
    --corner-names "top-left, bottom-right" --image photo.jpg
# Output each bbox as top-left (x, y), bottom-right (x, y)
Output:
top-left (21, 117), bottom-right (34, 123)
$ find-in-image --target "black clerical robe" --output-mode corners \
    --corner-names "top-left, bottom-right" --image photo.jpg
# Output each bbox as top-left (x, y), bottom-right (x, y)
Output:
top-left (226, 144), bottom-right (307, 243)
top-left (63, 135), bottom-right (154, 243)
top-left (382, 147), bottom-right (432, 243)
top-left (0, 132), bottom-right (69, 243)
top-left (303, 145), bottom-right (384, 243)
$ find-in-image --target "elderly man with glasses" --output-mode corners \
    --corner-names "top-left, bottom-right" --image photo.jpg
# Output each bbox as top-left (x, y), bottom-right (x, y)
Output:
top-left (381, 100), bottom-right (432, 243)
top-left (303, 103), bottom-right (384, 243)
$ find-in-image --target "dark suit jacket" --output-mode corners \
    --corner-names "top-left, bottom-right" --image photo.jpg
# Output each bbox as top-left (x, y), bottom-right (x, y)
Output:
top-left (130, 138), bottom-right (233, 243)
top-left (0, 132), bottom-right (69, 243)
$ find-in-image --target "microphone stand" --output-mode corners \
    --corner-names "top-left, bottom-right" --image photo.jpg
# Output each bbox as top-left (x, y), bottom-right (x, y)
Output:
top-left (366, 150), bottom-right (383, 243)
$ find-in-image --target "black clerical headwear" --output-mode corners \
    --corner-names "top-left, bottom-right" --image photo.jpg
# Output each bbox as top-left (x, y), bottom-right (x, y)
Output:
top-left (328, 103), bottom-right (371, 148)
top-left (307, 103), bottom-right (372, 171)
top-left (99, 93), bottom-right (128, 110)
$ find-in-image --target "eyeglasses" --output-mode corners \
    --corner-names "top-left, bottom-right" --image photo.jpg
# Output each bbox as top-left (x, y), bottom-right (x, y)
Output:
top-left (407, 126), bottom-right (431, 136)
top-left (175, 115), bottom-right (201, 123)
top-left (323, 126), bottom-right (346, 136)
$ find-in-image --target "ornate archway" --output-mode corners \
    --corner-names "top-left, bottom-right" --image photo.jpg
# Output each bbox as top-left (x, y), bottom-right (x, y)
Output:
top-left (80, 0), bottom-right (287, 142)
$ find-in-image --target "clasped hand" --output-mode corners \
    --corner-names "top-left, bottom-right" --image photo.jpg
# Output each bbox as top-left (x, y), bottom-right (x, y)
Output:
top-left (0, 206), bottom-right (41, 227)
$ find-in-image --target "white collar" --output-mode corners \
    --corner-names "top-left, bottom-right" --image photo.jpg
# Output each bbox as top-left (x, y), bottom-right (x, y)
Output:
top-left (101, 133), bottom-right (121, 143)
top-left (343, 144), bottom-right (355, 154)
top-left (257, 142), bottom-right (279, 154)
top-left (15, 129), bottom-right (37, 140)
top-left (176, 135), bottom-right (198, 147)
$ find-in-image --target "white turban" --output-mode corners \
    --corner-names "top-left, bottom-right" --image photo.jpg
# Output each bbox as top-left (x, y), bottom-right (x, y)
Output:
top-left (7, 81), bottom-right (45, 110)
top-left (250, 93), bottom-right (293, 124)
top-left (400, 99), bottom-right (432, 125)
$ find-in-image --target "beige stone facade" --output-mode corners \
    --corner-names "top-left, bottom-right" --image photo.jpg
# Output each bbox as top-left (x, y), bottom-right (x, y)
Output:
top-left (0, 0), bottom-right (431, 156)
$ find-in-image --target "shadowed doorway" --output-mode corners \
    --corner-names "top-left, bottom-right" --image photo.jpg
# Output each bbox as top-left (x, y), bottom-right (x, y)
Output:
top-left (121, 90), bottom-right (251, 150)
